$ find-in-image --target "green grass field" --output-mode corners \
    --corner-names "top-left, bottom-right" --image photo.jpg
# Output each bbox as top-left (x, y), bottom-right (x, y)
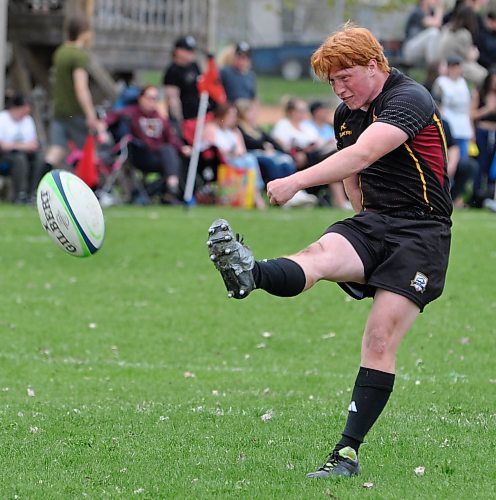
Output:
top-left (0, 204), bottom-right (495, 499)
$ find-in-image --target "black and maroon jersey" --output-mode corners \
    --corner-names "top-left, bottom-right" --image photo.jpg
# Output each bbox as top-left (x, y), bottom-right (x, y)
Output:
top-left (334, 68), bottom-right (453, 218)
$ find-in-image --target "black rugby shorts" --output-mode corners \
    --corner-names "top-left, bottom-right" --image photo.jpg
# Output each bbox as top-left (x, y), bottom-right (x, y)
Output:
top-left (324, 211), bottom-right (451, 311)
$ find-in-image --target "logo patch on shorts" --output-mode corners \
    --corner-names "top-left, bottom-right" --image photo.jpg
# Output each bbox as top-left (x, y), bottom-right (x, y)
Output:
top-left (410, 272), bottom-right (428, 293)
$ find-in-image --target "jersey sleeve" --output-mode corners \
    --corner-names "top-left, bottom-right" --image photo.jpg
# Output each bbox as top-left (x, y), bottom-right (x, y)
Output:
top-left (73, 49), bottom-right (90, 71)
top-left (375, 85), bottom-right (435, 139)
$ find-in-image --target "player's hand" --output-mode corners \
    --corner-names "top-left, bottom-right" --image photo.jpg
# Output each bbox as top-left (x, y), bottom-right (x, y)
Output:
top-left (266, 176), bottom-right (298, 206)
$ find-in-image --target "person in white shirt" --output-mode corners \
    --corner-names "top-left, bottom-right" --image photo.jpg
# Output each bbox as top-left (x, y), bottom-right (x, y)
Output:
top-left (304, 101), bottom-right (351, 209)
top-left (271, 98), bottom-right (323, 170)
top-left (203, 103), bottom-right (267, 209)
top-left (0, 94), bottom-right (40, 203)
top-left (432, 56), bottom-right (473, 159)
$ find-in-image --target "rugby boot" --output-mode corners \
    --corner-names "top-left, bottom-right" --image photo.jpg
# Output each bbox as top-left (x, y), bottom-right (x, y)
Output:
top-left (207, 218), bottom-right (255, 299)
top-left (306, 446), bottom-right (360, 478)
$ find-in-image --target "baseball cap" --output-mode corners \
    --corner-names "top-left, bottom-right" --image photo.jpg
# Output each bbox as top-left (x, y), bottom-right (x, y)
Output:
top-left (446, 55), bottom-right (463, 66)
top-left (235, 41), bottom-right (251, 56)
top-left (175, 35), bottom-right (197, 51)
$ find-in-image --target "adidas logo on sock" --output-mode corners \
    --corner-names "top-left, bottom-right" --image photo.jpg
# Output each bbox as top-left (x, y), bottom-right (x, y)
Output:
top-left (348, 401), bottom-right (358, 413)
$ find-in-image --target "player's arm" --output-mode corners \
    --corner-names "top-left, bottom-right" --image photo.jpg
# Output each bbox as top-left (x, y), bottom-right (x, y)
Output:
top-left (267, 122), bottom-right (408, 205)
top-left (164, 85), bottom-right (183, 122)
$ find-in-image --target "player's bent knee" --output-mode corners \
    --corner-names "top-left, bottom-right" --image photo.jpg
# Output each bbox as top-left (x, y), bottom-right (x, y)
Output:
top-left (363, 327), bottom-right (393, 358)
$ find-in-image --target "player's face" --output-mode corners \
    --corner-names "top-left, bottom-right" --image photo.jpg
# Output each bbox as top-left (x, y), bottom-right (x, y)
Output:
top-left (328, 64), bottom-right (376, 111)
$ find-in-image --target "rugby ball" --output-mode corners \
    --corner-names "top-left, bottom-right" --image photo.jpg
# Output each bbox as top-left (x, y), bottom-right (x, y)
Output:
top-left (36, 170), bottom-right (105, 257)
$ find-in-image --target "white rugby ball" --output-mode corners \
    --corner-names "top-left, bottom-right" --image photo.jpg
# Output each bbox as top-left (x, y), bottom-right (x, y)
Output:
top-left (36, 170), bottom-right (105, 257)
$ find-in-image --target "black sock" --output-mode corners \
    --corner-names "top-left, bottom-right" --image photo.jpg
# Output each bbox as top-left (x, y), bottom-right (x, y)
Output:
top-left (335, 367), bottom-right (395, 454)
top-left (252, 258), bottom-right (306, 297)
top-left (32, 162), bottom-right (53, 191)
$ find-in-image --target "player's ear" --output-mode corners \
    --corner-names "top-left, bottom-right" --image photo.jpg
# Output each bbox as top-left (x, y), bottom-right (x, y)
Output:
top-left (367, 60), bottom-right (377, 76)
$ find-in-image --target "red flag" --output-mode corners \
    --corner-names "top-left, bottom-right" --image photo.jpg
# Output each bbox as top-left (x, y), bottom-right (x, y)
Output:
top-left (75, 134), bottom-right (98, 189)
top-left (197, 55), bottom-right (226, 105)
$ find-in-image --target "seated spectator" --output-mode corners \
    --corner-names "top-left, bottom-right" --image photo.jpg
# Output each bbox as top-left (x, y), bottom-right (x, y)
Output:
top-left (435, 5), bottom-right (487, 86)
top-left (113, 71), bottom-right (140, 110)
top-left (235, 99), bottom-right (317, 208)
top-left (306, 101), bottom-right (336, 153)
top-left (271, 98), bottom-right (323, 170)
top-left (432, 56), bottom-right (473, 160)
top-left (402, 0), bottom-right (444, 67)
top-left (0, 94), bottom-right (40, 203)
top-left (202, 103), bottom-right (266, 209)
top-left (220, 42), bottom-right (257, 103)
top-left (305, 101), bottom-right (350, 209)
top-left (106, 85), bottom-right (191, 205)
top-left (478, 9), bottom-right (496, 70)
top-left (470, 68), bottom-right (496, 205)
top-left (235, 98), bottom-right (295, 181)
top-left (272, 98), bottom-right (344, 206)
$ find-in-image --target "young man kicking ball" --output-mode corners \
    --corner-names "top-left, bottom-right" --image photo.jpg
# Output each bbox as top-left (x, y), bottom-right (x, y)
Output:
top-left (207, 23), bottom-right (452, 477)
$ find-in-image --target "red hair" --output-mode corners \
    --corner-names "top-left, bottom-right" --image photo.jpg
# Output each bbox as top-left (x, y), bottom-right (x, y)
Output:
top-left (311, 22), bottom-right (390, 80)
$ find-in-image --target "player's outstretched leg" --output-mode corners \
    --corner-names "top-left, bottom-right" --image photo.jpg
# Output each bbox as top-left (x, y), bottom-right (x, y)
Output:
top-left (306, 446), bottom-right (360, 478)
top-left (207, 218), bottom-right (255, 299)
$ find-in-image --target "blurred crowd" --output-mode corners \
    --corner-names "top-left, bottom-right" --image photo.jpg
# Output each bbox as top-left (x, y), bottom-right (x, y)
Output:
top-left (1, 0), bottom-right (495, 211)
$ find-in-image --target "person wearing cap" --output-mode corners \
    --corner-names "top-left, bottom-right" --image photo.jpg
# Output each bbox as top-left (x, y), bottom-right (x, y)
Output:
top-left (220, 42), bottom-right (257, 103)
top-left (0, 94), bottom-right (40, 203)
top-left (162, 35), bottom-right (202, 136)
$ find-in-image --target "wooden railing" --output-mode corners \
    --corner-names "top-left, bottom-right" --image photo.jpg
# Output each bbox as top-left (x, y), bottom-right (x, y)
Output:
top-left (8, 0), bottom-right (217, 70)
top-left (93, 0), bottom-right (210, 35)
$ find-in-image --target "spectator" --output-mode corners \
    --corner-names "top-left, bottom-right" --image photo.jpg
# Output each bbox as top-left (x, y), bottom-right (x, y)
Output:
top-left (478, 9), bottom-right (496, 70)
top-left (402, 0), bottom-right (444, 67)
top-left (442, 0), bottom-right (465, 24)
top-left (113, 71), bottom-right (140, 110)
top-left (202, 103), bottom-right (266, 209)
top-left (235, 99), bottom-right (317, 208)
top-left (0, 94), bottom-right (40, 203)
top-left (307, 101), bottom-right (336, 152)
top-left (162, 36), bottom-right (202, 139)
top-left (432, 56), bottom-right (473, 160)
top-left (435, 5), bottom-right (487, 86)
top-left (272, 98), bottom-right (342, 207)
top-left (470, 68), bottom-right (496, 205)
top-left (442, 118), bottom-right (477, 208)
top-left (235, 98), bottom-right (295, 181)
top-left (220, 42), bottom-right (257, 103)
top-left (106, 85), bottom-right (190, 205)
top-left (306, 101), bottom-right (350, 209)
top-left (42, 14), bottom-right (105, 177)
top-left (271, 98), bottom-right (323, 171)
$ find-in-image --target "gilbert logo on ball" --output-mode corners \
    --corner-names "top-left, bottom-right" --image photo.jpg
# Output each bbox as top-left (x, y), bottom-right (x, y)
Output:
top-left (36, 170), bottom-right (105, 257)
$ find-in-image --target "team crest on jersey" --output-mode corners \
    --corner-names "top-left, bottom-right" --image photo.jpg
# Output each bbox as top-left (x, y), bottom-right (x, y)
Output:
top-left (410, 272), bottom-right (428, 293)
top-left (339, 122), bottom-right (352, 138)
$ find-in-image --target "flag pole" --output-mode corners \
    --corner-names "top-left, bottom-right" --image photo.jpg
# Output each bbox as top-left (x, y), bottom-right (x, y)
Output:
top-left (183, 91), bottom-right (209, 205)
